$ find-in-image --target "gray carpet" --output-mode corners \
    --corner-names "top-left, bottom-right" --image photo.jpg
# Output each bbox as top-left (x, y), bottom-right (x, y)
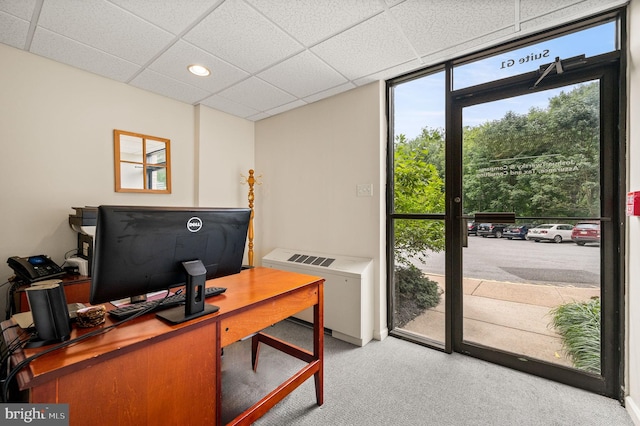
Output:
top-left (221, 320), bottom-right (632, 425)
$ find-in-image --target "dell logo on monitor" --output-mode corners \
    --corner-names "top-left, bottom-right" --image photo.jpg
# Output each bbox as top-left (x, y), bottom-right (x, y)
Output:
top-left (187, 217), bottom-right (203, 232)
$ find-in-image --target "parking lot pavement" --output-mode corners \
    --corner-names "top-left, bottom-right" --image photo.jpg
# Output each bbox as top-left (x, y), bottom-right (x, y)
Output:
top-left (416, 235), bottom-right (600, 287)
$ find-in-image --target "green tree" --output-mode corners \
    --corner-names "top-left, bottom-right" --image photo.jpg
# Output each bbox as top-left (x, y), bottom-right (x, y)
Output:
top-left (393, 129), bottom-right (446, 266)
top-left (463, 82), bottom-right (600, 217)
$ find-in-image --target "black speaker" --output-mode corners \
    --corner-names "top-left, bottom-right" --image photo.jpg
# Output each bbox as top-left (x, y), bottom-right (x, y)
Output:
top-left (25, 283), bottom-right (71, 347)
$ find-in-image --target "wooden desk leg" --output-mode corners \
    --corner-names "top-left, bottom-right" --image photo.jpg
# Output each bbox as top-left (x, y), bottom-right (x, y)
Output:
top-left (252, 334), bottom-right (261, 372)
top-left (314, 283), bottom-right (324, 406)
top-left (250, 282), bottom-right (324, 406)
top-left (216, 321), bottom-right (223, 426)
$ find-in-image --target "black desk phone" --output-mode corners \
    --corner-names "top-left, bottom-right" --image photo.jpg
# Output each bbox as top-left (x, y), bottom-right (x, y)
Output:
top-left (7, 255), bottom-right (65, 284)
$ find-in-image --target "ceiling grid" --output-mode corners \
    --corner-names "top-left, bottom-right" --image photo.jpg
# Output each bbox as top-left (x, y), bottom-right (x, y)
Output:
top-left (0, 0), bottom-right (627, 121)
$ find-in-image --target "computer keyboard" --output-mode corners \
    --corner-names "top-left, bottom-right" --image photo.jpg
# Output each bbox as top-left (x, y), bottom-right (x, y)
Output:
top-left (108, 286), bottom-right (226, 320)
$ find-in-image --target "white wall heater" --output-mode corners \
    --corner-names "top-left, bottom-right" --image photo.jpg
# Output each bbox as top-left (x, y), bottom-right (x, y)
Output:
top-left (262, 248), bottom-right (374, 346)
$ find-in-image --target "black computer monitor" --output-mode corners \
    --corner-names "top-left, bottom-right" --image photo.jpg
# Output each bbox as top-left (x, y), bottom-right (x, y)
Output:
top-left (90, 205), bottom-right (251, 323)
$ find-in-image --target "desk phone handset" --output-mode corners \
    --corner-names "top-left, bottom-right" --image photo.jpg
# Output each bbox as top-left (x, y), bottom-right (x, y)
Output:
top-left (7, 255), bottom-right (65, 284)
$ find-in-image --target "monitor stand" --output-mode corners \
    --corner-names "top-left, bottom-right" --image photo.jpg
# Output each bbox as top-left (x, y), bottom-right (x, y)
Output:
top-left (156, 260), bottom-right (219, 324)
top-left (130, 294), bottom-right (147, 303)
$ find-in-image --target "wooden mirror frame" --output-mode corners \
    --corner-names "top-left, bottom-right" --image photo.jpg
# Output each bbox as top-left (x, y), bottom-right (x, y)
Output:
top-left (114, 130), bottom-right (171, 193)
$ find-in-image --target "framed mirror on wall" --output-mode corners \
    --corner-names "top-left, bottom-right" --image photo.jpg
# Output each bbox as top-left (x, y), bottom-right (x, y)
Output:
top-left (114, 130), bottom-right (171, 193)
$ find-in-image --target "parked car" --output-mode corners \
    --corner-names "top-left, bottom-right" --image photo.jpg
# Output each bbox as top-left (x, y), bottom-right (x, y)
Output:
top-left (526, 224), bottom-right (574, 243)
top-left (504, 224), bottom-right (535, 240)
top-left (572, 222), bottom-right (601, 245)
top-left (477, 223), bottom-right (508, 238)
top-left (467, 221), bottom-right (478, 235)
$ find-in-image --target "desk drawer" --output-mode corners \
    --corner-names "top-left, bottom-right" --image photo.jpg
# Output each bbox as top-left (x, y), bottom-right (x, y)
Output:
top-left (220, 284), bottom-right (319, 347)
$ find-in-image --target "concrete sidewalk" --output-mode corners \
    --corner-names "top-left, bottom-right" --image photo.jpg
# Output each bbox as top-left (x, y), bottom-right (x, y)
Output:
top-left (402, 274), bottom-right (600, 366)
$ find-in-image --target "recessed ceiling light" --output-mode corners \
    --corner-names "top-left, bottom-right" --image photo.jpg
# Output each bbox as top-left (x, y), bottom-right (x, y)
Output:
top-left (188, 64), bottom-right (210, 77)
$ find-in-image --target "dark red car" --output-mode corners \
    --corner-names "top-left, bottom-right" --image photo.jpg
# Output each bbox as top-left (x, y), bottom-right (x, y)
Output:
top-left (571, 222), bottom-right (600, 245)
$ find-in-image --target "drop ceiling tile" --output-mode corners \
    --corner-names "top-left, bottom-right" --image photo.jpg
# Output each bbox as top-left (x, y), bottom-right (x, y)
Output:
top-left (246, 111), bottom-right (270, 121)
top-left (303, 82), bottom-right (357, 104)
top-left (311, 12), bottom-right (417, 80)
top-left (149, 40), bottom-right (249, 93)
top-left (520, 0), bottom-right (582, 21)
top-left (390, 0), bottom-right (514, 57)
top-left (246, 0), bottom-right (383, 46)
top-left (216, 77), bottom-right (297, 112)
top-left (520, 0), bottom-right (623, 32)
top-left (37, 0), bottom-right (174, 65)
top-left (30, 27), bottom-right (141, 82)
top-left (183, 0), bottom-right (302, 73)
top-left (108, 0), bottom-right (222, 35)
top-left (199, 94), bottom-right (260, 118)
top-left (258, 51), bottom-right (348, 98)
top-left (421, 26), bottom-right (515, 67)
top-left (264, 99), bottom-right (307, 117)
top-left (0, 0), bottom-right (37, 19)
top-left (352, 58), bottom-right (424, 86)
top-left (0, 11), bottom-right (29, 49)
top-left (130, 69), bottom-right (212, 104)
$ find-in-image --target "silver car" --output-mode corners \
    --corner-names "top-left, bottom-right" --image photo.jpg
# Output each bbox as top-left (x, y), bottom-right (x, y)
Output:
top-left (526, 224), bottom-right (574, 243)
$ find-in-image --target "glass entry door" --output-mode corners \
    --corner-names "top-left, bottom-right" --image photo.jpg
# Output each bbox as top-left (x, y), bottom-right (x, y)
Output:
top-left (451, 64), bottom-right (620, 396)
top-left (388, 16), bottom-right (622, 398)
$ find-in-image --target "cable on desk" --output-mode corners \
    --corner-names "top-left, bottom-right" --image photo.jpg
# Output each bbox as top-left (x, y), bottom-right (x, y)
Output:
top-left (1, 324), bottom-right (31, 359)
top-left (1, 291), bottom-right (174, 402)
top-left (1, 329), bottom-right (35, 371)
top-left (2, 280), bottom-right (18, 321)
top-left (0, 325), bottom-right (36, 399)
top-left (1, 325), bottom-right (29, 368)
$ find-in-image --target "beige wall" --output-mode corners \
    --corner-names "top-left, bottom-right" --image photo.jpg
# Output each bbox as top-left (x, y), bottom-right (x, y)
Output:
top-left (0, 43), bottom-right (254, 315)
top-left (626, 0), bottom-right (640, 422)
top-left (195, 105), bottom-right (254, 207)
top-left (254, 82), bottom-right (388, 340)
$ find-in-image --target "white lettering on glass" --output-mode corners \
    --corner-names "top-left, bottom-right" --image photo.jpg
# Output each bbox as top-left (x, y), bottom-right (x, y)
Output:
top-left (500, 49), bottom-right (550, 69)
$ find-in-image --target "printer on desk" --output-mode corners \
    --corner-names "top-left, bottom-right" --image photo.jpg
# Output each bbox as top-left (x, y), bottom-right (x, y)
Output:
top-left (68, 206), bottom-right (96, 276)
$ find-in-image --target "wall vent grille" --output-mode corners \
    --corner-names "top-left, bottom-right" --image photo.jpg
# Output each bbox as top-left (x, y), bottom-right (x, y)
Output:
top-left (286, 253), bottom-right (335, 267)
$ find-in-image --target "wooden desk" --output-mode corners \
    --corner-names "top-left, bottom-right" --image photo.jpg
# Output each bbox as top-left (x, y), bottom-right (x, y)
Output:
top-left (14, 275), bottom-right (91, 313)
top-left (1, 267), bottom-right (324, 426)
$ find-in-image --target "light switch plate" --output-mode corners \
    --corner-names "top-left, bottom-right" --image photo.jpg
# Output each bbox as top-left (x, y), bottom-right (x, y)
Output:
top-left (356, 183), bottom-right (373, 197)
